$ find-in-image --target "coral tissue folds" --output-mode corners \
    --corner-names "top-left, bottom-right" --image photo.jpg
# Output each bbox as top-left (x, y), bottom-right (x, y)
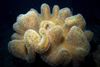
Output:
top-left (8, 3), bottom-right (93, 66)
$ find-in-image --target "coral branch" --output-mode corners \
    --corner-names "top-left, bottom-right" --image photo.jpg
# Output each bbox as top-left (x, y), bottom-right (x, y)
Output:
top-left (8, 40), bottom-right (35, 63)
top-left (41, 47), bottom-right (71, 66)
top-left (11, 33), bottom-right (24, 40)
top-left (56, 8), bottom-right (72, 27)
top-left (51, 5), bottom-right (59, 22)
top-left (24, 29), bottom-right (50, 53)
top-left (84, 30), bottom-right (94, 42)
top-left (40, 4), bottom-right (51, 20)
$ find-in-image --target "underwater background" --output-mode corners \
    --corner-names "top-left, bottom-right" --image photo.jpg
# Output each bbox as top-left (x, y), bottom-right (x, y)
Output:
top-left (0, 0), bottom-right (100, 67)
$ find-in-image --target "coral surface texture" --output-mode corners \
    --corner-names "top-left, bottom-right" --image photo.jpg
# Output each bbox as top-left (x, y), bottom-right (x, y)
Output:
top-left (8, 3), bottom-right (93, 66)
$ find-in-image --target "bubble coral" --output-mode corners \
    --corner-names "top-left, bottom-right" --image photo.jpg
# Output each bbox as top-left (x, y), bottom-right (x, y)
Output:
top-left (8, 3), bottom-right (93, 66)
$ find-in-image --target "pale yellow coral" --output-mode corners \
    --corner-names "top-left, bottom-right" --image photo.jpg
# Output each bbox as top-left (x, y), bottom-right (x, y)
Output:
top-left (8, 3), bottom-right (93, 66)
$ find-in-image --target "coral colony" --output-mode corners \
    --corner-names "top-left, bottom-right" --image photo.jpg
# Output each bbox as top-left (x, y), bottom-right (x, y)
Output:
top-left (8, 3), bottom-right (93, 66)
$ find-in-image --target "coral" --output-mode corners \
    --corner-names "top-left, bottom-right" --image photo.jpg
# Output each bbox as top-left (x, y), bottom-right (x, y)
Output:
top-left (93, 45), bottom-right (100, 67)
top-left (8, 3), bottom-right (93, 66)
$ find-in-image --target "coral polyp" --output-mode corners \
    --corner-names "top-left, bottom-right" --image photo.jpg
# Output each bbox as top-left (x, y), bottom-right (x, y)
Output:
top-left (8, 3), bottom-right (93, 66)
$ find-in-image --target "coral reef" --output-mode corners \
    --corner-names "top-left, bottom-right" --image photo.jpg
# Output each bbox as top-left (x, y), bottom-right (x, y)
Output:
top-left (8, 3), bottom-right (93, 66)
